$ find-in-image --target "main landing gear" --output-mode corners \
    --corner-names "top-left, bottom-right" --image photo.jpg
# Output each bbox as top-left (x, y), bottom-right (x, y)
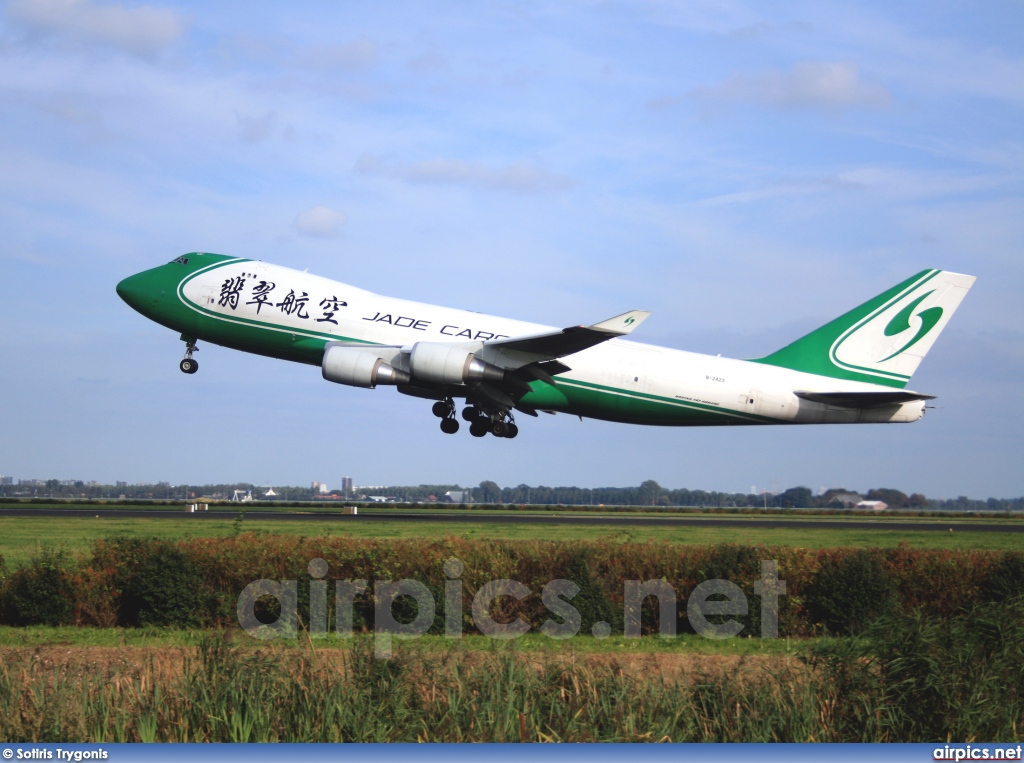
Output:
top-left (432, 398), bottom-right (460, 434)
top-left (430, 399), bottom-right (519, 438)
top-left (463, 406), bottom-right (519, 439)
top-left (179, 338), bottom-right (199, 374)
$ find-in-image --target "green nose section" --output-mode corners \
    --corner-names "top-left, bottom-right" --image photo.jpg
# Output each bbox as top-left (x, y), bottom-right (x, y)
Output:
top-left (116, 270), bottom-right (164, 315)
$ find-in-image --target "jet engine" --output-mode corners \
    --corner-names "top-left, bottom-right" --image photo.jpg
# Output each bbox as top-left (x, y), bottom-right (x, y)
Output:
top-left (408, 342), bottom-right (505, 385)
top-left (322, 345), bottom-right (411, 388)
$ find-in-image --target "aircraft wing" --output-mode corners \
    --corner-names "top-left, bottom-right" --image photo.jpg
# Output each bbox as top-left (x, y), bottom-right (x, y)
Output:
top-left (483, 310), bottom-right (651, 362)
top-left (794, 390), bottom-right (936, 408)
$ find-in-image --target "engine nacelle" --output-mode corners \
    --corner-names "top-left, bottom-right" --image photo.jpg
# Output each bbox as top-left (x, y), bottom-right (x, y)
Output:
top-left (322, 345), bottom-right (411, 388)
top-left (408, 342), bottom-right (505, 385)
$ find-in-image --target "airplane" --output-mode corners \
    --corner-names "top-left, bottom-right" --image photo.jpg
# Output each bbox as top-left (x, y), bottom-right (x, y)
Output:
top-left (116, 254), bottom-right (975, 438)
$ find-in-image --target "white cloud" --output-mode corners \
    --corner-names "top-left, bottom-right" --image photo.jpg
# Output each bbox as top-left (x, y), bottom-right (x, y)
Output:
top-left (6, 0), bottom-right (186, 55)
top-left (355, 155), bottom-right (573, 193)
top-left (687, 61), bottom-right (891, 110)
top-left (293, 206), bottom-right (347, 238)
top-left (301, 38), bottom-right (378, 71)
top-left (236, 111), bottom-right (277, 143)
top-left (406, 51), bottom-right (448, 73)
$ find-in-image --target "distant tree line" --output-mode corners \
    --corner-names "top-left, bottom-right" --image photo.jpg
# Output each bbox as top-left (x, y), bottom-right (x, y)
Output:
top-left (460, 481), bottom-right (1023, 512)
top-left (2, 478), bottom-right (1022, 513)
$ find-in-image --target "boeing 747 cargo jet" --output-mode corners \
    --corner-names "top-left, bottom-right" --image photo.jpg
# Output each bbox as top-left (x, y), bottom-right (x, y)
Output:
top-left (117, 254), bottom-right (974, 438)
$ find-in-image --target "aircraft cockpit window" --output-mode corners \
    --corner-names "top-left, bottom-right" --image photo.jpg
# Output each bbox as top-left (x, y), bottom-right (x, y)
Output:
top-left (171, 256), bottom-right (190, 265)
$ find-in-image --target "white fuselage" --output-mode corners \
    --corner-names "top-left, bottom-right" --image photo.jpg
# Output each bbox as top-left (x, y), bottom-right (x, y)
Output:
top-left (179, 259), bottom-right (926, 426)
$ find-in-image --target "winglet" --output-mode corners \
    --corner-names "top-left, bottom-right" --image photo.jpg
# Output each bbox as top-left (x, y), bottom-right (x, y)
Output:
top-left (589, 310), bottom-right (651, 335)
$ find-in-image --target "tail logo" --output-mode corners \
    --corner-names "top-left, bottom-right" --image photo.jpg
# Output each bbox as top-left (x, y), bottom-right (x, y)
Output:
top-left (879, 290), bottom-right (943, 362)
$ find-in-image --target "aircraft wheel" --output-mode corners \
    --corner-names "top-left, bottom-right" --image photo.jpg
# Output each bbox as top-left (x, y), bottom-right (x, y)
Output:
top-left (490, 421), bottom-right (508, 437)
top-left (506, 424), bottom-right (519, 439)
top-left (440, 418), bottom-right (460, 434)
top-left (180, 358), bottom-right (198, 374)
top-left (461, 407), bottom-right (478, 422)
top-left (432, 401), bottom-right (450, 418)
top-left (469, 421), bottom-right (488, 437)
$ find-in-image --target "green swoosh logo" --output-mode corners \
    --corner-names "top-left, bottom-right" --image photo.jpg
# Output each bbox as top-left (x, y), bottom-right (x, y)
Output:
top-left (880, 290), bottom-right (943, 362)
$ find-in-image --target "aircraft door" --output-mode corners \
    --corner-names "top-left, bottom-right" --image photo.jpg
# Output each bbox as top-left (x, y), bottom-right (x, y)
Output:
top-left (738, 389), bottom-right (758, 414)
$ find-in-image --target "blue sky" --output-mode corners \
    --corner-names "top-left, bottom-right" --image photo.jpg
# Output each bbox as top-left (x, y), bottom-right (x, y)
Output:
top-left (1, 0), bottom-right (1021, 498)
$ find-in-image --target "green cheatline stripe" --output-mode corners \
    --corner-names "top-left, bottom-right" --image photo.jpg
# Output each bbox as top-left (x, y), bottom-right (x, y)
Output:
top-left (553, 377), bottom-right (773, 423)
top-left (176, 258), bottom-right (374, 346)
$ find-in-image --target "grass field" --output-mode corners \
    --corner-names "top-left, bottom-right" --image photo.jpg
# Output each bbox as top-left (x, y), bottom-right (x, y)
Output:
top-left (0, 635), bottom-right (818, 742)
top-left (1, 510), bottom-right (1020, 742)
top-left (0, 625), bottom-right (810, 656)
top-left (2, 601), bottom-right (1020, 742)
top-left (0, 513), bottom-right (1019, 566)
top-left (6, 500), bottom-right (1024, 522)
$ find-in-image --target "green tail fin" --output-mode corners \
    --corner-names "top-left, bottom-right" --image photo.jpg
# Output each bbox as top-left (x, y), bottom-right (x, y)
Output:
top-left (751, 269), bottom-right (976, 388)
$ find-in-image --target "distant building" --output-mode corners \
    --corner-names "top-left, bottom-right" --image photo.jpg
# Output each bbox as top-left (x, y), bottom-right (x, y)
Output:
top-left (827, 492), bottom-right (863, 508)
top-left (341, 476), bottom-right (353, 496)
top-left (0, 476), bottom-right (12, 485)
top-left (856, 500), bottom-right (888, 511)
top-left (444, 490), bottom-right (471, 504)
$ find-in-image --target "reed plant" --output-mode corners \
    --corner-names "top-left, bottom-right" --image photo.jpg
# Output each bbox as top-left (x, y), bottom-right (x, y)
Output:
top-left (0, 633), bottom-right (818, 742)
top-left (1, 601), bottom-right (1021, 742)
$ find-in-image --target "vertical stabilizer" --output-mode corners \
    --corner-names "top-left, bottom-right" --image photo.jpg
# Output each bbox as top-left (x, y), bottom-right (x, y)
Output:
top-left (752, 269), bottom-right (975, 388)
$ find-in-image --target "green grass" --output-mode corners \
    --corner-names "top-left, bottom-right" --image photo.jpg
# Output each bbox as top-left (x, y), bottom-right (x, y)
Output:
top-left (0, 514), bottom-right (1018, 566)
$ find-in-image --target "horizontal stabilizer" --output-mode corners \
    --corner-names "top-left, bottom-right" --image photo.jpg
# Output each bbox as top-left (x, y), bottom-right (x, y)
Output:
top-left (485, 310), bottom-right (650, 360)
top-left (794, 390), bottom-right (935, 408)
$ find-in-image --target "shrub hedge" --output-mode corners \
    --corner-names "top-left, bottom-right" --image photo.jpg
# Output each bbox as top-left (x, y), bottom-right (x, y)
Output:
top-left (2, 547), bottom-right (77, 626)
top-left (0, 536), bottom-right (1018, 637)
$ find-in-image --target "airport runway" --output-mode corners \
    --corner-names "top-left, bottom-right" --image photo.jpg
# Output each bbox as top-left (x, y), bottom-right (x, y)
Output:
top-left (1, 507), bottom-right (1021, 533)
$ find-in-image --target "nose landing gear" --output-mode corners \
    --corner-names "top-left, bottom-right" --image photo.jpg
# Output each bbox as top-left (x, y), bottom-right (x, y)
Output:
top-left (179, 338), bottom-right (199, 374)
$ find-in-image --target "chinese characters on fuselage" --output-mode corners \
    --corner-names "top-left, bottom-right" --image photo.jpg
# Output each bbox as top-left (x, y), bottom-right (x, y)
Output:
top-left (221, 274), bottom-right (345, 325)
